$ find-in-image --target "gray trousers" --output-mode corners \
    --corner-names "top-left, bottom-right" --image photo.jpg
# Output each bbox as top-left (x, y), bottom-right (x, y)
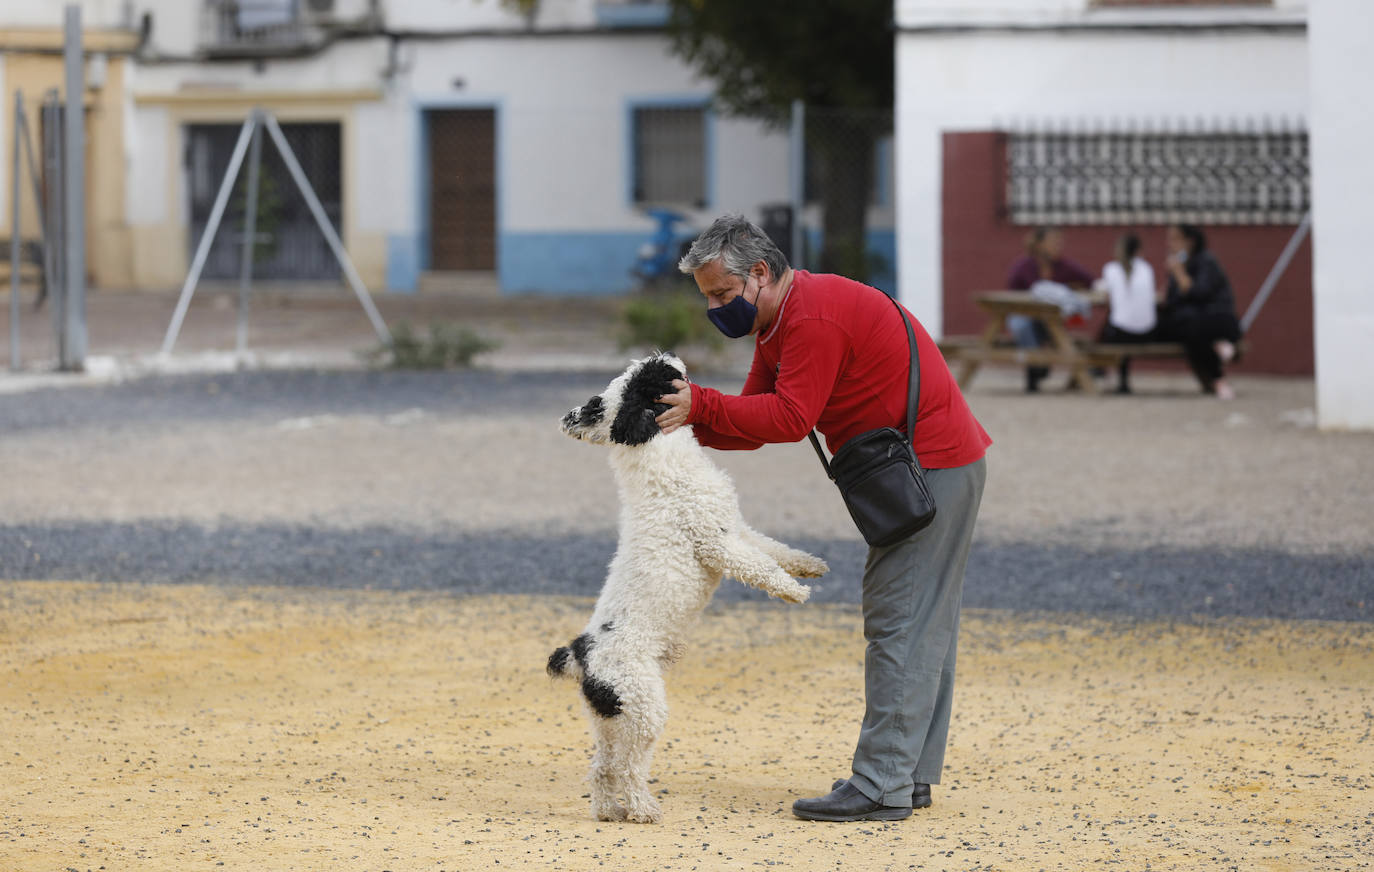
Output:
top-left (847, 456), bottom-right (986, 807)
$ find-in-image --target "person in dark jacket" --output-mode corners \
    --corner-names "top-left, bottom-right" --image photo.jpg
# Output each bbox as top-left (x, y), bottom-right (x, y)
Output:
top-left (1160, 224), bottom-right (1242, 400)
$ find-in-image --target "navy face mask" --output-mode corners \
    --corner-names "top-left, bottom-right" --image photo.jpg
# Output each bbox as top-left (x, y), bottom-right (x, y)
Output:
top-left (707, 277), bottom-right (760, 338)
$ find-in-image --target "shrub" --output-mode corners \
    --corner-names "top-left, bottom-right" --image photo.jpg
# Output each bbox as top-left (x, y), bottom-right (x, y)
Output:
top-left (372, 321), bottom-right (500, 369)
top-left (618, 291), bottom-right (722, 353)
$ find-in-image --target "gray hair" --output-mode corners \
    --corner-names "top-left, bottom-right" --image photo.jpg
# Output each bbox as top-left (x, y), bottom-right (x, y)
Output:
top-left (678, 214), bottom-right (789, 281)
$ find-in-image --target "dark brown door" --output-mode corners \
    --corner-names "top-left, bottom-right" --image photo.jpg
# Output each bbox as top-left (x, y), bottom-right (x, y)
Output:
top-left (428, 109), bottom-right (496, 270)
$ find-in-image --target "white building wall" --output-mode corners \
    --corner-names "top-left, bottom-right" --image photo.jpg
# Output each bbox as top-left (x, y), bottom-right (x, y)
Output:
top-left (895, 0), bottom-right (1307, 27)
top-left (1309, 0), bottom-right (1374, 430)
top-left (895, 22), bottom-right (1307, 333)
top-left (133, 38), bottom-right (390, 93)
top-left (397, 35), bottom-right (786, 231)
top-left (8, 1), bottom-right (810, 295)
top-left (1, 0), bottom-right (135, 29)
top-left (385, 32), bottom-right (795, 292)
top-left (386, 0), bottom-right (597, 31)
top-left (137, 3), bottom-right (199, 58)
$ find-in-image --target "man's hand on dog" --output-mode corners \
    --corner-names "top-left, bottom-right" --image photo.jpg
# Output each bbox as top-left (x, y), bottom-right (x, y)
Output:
top-left (656, 379), bottom-right (691, 434)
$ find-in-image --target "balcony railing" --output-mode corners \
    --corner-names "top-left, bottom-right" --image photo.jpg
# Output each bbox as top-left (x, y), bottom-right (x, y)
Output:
top-left (200, 0), bottom-right (317, 56)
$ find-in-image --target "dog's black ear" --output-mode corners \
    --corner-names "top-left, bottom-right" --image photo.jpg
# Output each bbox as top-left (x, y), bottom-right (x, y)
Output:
top-left (610, 405), bottom-right (660, 445)
top-left (608, 357), bottom-right (681, 445)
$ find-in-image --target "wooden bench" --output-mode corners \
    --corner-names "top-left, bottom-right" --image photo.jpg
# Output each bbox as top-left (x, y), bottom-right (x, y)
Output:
top-left (938, 291), bottom-right (1239, 393)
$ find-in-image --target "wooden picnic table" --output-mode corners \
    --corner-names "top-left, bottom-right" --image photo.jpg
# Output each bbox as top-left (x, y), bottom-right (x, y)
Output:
top-left (939, 290), bottom-right (1195, 394)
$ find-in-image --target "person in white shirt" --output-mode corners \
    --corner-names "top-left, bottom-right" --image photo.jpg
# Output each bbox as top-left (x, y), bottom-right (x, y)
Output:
top-left (1096, 233), bottom-right (1159, 394)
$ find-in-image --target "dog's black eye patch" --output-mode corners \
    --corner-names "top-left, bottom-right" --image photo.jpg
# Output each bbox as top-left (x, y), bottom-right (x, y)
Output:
top-left (578, 395), bottom-right (605, 426)
top-left (610, 357), bottom-right (683, 446)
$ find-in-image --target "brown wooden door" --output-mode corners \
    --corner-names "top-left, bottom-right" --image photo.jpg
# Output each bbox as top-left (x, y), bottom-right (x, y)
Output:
top-left (427, 109), bottom-right (496, 270)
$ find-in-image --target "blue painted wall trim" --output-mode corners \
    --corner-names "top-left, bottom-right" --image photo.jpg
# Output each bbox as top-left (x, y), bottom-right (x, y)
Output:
top-left (387, 234), bottom-right (420, 292)
top-left (595, 2), bottom-right (669, 27)
top-left (502, 228), bottom-right (896, 296)
top-left (873, 136), bottom-right (894, 208)
top-left (500, 231), bottom-right (649, 295)
top-left (867, 228), bottom-right (897, 295)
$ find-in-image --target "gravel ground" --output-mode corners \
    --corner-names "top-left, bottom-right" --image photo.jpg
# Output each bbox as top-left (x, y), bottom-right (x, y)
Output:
top-left (2, 327), bottom-right (1372, 871)
top-left (0, 367), bottom-right (1370, 620)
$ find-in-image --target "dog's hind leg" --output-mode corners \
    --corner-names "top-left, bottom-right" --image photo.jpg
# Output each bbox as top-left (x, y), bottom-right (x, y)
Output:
top-left (607, 670), bottom-right (667, 824)
top-left (588, 716), bottom-right (627, 822)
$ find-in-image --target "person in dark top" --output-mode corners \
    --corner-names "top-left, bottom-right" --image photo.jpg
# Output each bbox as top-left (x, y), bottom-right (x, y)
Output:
top-left (1004, 227), bottom-right (1095, 392)
top-left (1159, 224), bottom-right (1242, 400)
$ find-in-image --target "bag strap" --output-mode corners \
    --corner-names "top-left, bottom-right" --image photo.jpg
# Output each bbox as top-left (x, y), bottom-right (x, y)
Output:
top-left (807, 292), bottom-right (922, 479)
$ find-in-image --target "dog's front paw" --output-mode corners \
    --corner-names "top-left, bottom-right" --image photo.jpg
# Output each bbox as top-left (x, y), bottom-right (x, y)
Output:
top-left (790, 554), bottom-right (829, 579)
top-left (773, 580), bottom-right (811, 604)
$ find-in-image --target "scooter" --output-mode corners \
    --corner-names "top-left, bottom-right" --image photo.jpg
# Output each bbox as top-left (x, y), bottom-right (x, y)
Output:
top-left (630, 208), bottom-right (690, 290)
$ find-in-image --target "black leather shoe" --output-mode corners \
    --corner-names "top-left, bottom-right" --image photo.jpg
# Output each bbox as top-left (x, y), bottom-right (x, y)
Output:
top-left (831, 779), bottom-right (932, 809)
top-left (912, 782), bottom-right (932, 809)
top-left (794, 781), bottom-right (912, 822)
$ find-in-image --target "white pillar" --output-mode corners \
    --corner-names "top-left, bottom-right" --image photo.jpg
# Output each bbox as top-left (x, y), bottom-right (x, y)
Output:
top-left (894, 41), bottom-right (942, 335)
top-left (1310, 0), bottom-right (1374, 430)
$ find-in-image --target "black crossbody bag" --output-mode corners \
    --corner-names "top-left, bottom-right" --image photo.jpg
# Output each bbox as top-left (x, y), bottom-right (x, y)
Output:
top-left (807, 294), bottom-right (937, 548)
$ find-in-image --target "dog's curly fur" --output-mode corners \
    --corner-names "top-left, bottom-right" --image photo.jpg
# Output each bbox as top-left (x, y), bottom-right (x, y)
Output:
top-left (549, 352), bottom-right (829, 823)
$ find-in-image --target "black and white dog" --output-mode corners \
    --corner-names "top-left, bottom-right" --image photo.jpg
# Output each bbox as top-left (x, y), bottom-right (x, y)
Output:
top-left (549, 352), bottom-right (828, 823)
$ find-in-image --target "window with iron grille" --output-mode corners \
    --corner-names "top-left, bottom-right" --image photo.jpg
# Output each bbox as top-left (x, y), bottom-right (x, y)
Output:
top-left (632, 105), bottom-right (706, 208)
top-left (1005, 125), bottom-right (1308, 225)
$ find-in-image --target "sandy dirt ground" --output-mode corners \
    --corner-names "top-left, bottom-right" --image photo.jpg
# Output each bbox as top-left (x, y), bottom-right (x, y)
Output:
top-left (2, 581), bottom-right (1370, 872)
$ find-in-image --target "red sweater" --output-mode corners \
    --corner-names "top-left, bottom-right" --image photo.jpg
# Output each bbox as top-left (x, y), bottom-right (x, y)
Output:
top-left (689, 271), bottom-right (991, 469)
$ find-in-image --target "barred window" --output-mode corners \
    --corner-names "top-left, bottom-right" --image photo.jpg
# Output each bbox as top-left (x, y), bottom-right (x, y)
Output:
top-left (1005, 124), bottom-right (1309, 225)
top-left (632, 105), bottom-right (706, 208)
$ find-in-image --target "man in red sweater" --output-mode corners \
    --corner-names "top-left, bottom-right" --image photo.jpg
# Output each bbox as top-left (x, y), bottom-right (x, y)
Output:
top-left (656, 215), bottom-right (990, 822)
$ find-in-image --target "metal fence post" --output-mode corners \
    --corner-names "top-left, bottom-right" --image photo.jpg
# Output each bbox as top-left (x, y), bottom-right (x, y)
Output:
top-left (42, 92), bottom-right (65, 365)
top-left (236, 110), bottom-right (264, 357)
top-left (17, 94), bottom-right (49, 309)
top-left (9, 93), bottom-right (20, 371)
top-left (62, 4), bottom-right (86, 371)
top-left (789, 99), bottom-right (805, 271)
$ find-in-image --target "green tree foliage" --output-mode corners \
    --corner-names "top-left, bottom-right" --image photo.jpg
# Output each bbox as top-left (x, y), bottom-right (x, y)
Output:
top-left (665, 0), bottom-right (894, 280)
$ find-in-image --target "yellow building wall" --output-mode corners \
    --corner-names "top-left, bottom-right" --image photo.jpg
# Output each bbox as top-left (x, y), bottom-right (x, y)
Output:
top-left (4, 29), bottom-right (385, 293)
top-left (1, 29), bottom-right (136, 290)
top-left (129, 90), bottom-right (387, 292)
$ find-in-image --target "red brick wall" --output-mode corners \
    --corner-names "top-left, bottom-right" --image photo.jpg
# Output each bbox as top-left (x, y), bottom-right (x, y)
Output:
top-left (940, 131), bottom-right (1314, 376)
